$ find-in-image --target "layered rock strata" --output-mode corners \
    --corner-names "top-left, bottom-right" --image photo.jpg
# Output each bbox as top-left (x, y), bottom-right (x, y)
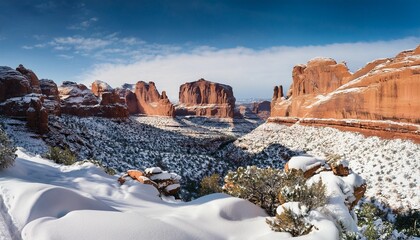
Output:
top-left (271, 45), bottom-right (420, 141)
top-left (176, 78), bottom-right (236, 118)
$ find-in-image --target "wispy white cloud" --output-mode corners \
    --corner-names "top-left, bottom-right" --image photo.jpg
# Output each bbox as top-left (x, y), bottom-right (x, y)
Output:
top-left (80, 37), bottom-right (420, 101)
top-left (52, 36), bottom-right (112, 51)
top-left (57, 54), bottom-right (74, 59)
top-left (68, 17), bottom-right (99, 30)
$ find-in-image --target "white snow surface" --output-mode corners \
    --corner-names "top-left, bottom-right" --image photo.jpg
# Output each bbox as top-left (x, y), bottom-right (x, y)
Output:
top-left (287, 155), bottom-right (327, 172)
top-left (0, 148), bottom-right (340, 240)
top-left (231, 123), bottom-right (420, 211)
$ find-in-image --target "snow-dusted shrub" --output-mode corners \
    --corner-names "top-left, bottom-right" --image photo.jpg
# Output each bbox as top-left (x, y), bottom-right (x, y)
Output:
top-left (0, 128), bottom-right (16, 169)
top-left (46, 146), bottom-right (76, 165)
top-left (199, 174), bottom-right (222, 196)
top-left (266, 203), bottom-right (313, 236)
top-left (77, 159), bottom-right (116, 175)
top-left (223, 166), bottom-right (284, 215)
top-left (279, 169), bottom-right (327, 211)
top-left (356, 202), bottom-right (394, 240)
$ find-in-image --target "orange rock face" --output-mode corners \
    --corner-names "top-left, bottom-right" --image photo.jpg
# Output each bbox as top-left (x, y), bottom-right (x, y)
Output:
top-left (176, 78), bottom-right (236, 118)
top-left (91, 80), bottom-right (113, 98)
top-left (271, 45), bottom-right (420, 139)
top-left (133, 81), bottom-right (175, 117)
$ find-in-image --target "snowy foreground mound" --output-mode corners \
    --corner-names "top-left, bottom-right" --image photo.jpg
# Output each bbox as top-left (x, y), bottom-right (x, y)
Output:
top-left (1, 149), bottom-right (343, 240)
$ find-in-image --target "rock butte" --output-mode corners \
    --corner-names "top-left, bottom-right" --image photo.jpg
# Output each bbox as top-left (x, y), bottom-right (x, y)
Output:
top-left (176, 78), bottom-right (236, 118)
top-left (270, 45), bottom-right (420, 142)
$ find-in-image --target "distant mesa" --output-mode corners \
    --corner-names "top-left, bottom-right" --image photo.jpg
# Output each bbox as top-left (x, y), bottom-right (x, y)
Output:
top-left (270, 44), bottom-right (420, 142)
top-left (176, 78), bottom-right (236, 118)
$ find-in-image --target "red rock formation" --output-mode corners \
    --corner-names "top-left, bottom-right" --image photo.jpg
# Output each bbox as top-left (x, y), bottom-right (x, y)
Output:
top-left (252, 101), bottom-right (271, 120)
top-left (16, 64), bottom-right (42, 94)
top-left (271, 45), bottom-right (420, 140)
top-left (59, 81), bottom-right (128, 118)
top-left (91, 80), bottom-right (113, 97)
top-left (0, 66), bottom-right (31, 102)
top-left (133, 81), bottom-right (175, 117)
top-left (0, 66), bottom-right (48, 133)
top-left (114, 87), bottom-right (139, 114)
top-left (40, 79), bottom-right (61, 115)
top-left (176, 78), bottom-right (236, 118)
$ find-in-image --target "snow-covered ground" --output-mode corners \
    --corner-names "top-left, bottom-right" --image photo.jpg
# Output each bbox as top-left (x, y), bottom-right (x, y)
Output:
top-left (0, 149), bottom-right (341, 240)
top-left (226, 123), bottom-right (420, 211)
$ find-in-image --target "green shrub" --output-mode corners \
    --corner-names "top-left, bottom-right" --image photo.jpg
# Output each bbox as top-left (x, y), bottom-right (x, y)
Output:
top-left (199, 174), bottom-right (222, 196)
top-left (266, 206), bottom-right (313, 236)
top-left (46, 146), bottom-right (76, 165)
top-left (224, 166), bottom-right (284, 216)
top-left (0, 128), bottom-right (16, 169)
top-left (279, 169), bottom-right (327, 211)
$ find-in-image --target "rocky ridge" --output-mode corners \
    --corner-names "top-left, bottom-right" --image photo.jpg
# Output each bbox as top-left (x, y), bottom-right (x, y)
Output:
top-left (271, 45), bottom-right (420, 141)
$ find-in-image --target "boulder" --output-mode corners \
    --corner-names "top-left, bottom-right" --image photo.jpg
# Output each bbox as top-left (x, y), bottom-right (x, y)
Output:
top-left (176, 78), bottom-right (236, 118)
top-left (119, 167), bottom-right (181, 197)
top-left (134, 81), bottom-right (175, 117)
top-left (271, 45), bottom-right (420, 136)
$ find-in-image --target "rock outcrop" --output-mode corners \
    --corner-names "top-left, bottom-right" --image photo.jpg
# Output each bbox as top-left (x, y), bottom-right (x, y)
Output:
top-left (0, 66), bottom-right (31, 102)
top-left (118, 167), bottom-right (181, 198)
top-left (0, 66), bottom-right (48, 133)
top-left (91, 80), bottom-right (113, 98)
top-left (271, 45), bottom-right (420, 141)
top-left (16, 64), bottom-right (42, 94)
top-left (58, 81), bottom-right (128, 118)
top-left (285, 155), bottom-right (366, 210)
top-left (40, 79), bottom-right (61, 115)
top-left (132, 81), bottom-right (175, 117)
top-left (176, 78), bottom-right (236, 118)
top-left (252, 101), bottom-right (271, 120)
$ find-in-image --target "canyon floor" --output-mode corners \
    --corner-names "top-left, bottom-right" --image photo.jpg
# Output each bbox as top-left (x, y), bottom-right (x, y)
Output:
top-left (0, 115), bottom-right (419, 239)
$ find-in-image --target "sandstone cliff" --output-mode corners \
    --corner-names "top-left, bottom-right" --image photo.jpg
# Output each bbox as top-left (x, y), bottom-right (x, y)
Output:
top-left (176, 78), bottom-right (236, 118)
top-left (132, 81), bottom-right (175, 117)
top-left (270, 45), bottom-right (420, 141)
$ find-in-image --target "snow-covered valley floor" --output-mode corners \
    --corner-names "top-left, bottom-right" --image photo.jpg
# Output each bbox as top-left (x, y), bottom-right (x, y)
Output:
top-left (1, 115), bottom-right (419, 239)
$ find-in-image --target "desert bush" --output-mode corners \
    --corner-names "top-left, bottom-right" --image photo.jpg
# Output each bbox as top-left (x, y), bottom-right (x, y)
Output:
top-left (395, 210), bottom-right (420, 237)
top-left (199, 174), bottom-right (222, 196)
top-left (279, 169), bottom-right (327, 211)
top-left (266, 205), bottom-right (313, 236)
top-left (0, 128), bottom-right (16, 169)
top-left (223, 166), bottom-right (284, 216)
top-left (356, 202), bottom-right (395, 240)
top-left (46, 146), bottom-right (76, 165)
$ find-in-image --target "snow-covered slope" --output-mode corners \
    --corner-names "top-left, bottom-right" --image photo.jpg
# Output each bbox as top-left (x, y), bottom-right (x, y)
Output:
top-left (226, 123), bottom-right (420, 211)
top-left (0, 149), bottom-right (342, 240)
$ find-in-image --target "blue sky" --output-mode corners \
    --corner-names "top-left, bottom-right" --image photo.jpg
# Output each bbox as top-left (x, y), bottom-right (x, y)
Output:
top-left (0, 0), bottom-right (419, 100)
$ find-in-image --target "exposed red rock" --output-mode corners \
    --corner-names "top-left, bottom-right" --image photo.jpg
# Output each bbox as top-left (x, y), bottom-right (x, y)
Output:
top-left (0, 66), bottom-right (31, 102)
top-left (58, 81), bottom-right (128, 118)
top-left (176, 78), bottom-right (236, 118)
top-left (271, 45), bottom-right (420, 140)
top-left (115, 88), bottom-right (139, 114)
top-left (0, 94), bottom-right (48, 133)
top-left (16, 64), bottom-right (42, 94)
top-left (133, 81), bottom-right (175, 117)
top-left (91, 80), bottom-right (113, 98)
top-left (252, 101), bottom-right (271, 120)
top-left (40, 79), bottom-right (61, 115)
